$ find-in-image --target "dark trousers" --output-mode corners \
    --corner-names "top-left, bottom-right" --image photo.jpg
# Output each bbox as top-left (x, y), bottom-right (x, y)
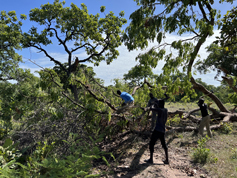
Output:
top-left (149, 130), bottom-right (167, 153)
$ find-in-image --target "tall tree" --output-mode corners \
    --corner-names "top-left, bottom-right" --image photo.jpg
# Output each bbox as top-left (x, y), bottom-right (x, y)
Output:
top-left (21, 0), bottom-right (127, 101)
top-left (123, 64), bottom-right (155, 86)
top-left (0, 10), bottom-right (26, 81)
top-left (123, 0), bottom-right (234, 112)
top-left (195, 6), bottom-right (237, 106)
top-left (197, 6), bottom-right (237, 94)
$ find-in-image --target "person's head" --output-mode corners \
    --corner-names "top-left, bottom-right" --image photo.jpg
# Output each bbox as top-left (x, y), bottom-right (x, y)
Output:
top-left (198, 98), bottom-right (204, 106)
top-left (149, 93), bottom-right (154, 99)
top-left (117, 90), bottom-right (121, 95)
top-left (158, 99), bottom-right (165, 108)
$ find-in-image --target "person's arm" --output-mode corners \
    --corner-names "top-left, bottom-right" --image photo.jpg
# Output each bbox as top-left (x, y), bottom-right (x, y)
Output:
top-left (164, 93), bottom-right (170, 101)
top-left (150, 107), bottom-right (161, 113)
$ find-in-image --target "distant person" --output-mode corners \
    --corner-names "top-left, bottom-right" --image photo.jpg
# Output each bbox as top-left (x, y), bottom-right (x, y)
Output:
top-left (197, 98), bottom-right (212, 138)
top-left (117, 90), bottom-right (134, 111)
top-left (145, 99), bottom-right (169, 164)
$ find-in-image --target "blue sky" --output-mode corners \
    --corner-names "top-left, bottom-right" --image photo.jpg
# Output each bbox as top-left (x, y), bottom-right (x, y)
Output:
top-left (2, 0), bottom-right (236, 86)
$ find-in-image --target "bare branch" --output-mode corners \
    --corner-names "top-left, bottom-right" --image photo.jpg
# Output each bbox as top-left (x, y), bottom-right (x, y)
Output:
top-left (30, 45), bottom-right (67, 74)
top-left (198, 2), bottom-right (209, 22)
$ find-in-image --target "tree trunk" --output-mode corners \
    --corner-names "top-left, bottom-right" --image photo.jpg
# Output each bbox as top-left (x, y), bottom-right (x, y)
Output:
top-left (72, 84), bottom-right (79, 102)
top-left (191, 77), bottom-right (230, 113)
top-left (222, 76), bottom-right (237, 93)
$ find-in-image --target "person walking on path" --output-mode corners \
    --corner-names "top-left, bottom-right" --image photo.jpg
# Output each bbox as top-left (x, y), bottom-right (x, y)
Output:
top-left (117, 90), bottom-right (134, 112)
top-left (197, 98), bottom-right (213, 138)
top-left (145, 99), bottom-right (169, 164)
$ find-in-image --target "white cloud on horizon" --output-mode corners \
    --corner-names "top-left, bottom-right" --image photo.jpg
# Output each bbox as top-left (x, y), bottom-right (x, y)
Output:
top-left (89, 30), bottom-right (222, 86)
top-left (19, 30), bottom-right (222, 87)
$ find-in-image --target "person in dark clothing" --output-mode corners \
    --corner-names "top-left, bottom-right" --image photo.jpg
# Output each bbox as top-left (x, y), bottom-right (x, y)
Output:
top-left (197, 98), bottom-right (212, 138)
top-left (147, 93), bottom-right (159, 131)
top-left (145, 99), bottom-right (169, 164)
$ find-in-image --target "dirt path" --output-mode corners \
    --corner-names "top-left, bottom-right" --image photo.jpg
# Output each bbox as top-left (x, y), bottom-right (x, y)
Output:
top-left (110, 147), bottom-right (204, 178)
top-left (102, 133), bottom-right (208, 178)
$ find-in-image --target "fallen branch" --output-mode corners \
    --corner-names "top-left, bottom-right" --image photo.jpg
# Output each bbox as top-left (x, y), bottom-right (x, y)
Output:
top-left (166, 125), bottom-right (197, 132)
top-left (219, 112), bottom-right (237, 122)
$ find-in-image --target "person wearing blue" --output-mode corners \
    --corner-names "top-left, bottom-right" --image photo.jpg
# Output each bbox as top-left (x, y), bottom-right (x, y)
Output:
top-left (117, 90), bottom-right (134, 112)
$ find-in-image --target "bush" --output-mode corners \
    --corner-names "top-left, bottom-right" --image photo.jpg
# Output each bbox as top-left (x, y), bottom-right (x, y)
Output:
top-left (192, 136), bottom-right (210, 164)
top-left (220, 122), bottom-right (233, 134)
top-left (0, 136), bottom-right (112, 177)
top-left (231, 148), bottom-right (237, 160)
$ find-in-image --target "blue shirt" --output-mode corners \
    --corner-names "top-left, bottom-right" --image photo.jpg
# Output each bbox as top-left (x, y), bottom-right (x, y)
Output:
top-left (120, 92), bottom-right (134, 103)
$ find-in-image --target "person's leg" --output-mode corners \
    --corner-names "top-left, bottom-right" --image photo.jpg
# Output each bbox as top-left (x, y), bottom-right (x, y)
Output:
top-left (205, 115), bottom-right (212, 138)
top-left (159, 132), bottom-right (169, 164)
top-left (145, 130), bottom-right (159, 163)
top-left (151, 112), bottom-right (156, 131)
top-left (199, 117), bottom-right (206, 137)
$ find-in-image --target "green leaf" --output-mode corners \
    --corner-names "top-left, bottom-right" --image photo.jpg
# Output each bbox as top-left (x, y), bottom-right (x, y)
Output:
top-left (100, 6), bottom-right (106, 13)
top-left (3, 138), bottom-right (12, 148)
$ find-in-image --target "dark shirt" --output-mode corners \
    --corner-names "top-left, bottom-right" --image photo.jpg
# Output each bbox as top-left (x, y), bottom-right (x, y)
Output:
top-left (151, 107), bottom-right (168, 133)
top-left (199, 103), bottom-right (209, 117)
top-left (147, 97), bottom-right (159, 108)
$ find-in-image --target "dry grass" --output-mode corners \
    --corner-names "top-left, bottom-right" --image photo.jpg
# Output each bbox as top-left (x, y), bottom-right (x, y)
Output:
top-left (204, 126), bottom-right (237, 178)
top-left (165, 102), bottom-right (237, 177)
top-left (166, 102), bottom-right (235, 113)
top-left (166, 123), bottom-right (237, 177)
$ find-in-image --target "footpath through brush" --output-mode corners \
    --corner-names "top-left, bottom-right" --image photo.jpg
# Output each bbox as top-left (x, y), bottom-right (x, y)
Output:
top-left (99, 132), bottom-right (208, 178)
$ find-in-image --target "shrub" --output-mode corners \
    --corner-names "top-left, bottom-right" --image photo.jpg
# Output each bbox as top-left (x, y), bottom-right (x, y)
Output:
top-left (220, 122), bottom-right (233, 134)
top-left (192, 136), bottom-right (210, 164)
top-left (231, 148), bottom-right (237, 160)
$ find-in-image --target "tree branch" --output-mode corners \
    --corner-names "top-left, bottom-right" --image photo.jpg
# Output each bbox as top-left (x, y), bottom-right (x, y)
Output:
top-left (31, 44), bottom-right (67, 74)
top-left (75, 79), bottom-right (117, 111)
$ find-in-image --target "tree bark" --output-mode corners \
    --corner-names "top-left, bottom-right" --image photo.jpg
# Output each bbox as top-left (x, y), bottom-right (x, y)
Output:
top-left (191, 77), bottom-right (230, 112)
top-left (222, 76), bottom-right (237, 93)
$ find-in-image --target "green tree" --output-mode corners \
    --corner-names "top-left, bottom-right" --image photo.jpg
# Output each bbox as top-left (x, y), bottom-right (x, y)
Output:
top-left (196, 6), bottom-right (237, 102)
top-left (0, 69), bottom-right (40, 134)
top-left (0, 10), bottom-right (26, 81)
top-left (123, 0), bottom-right (234, 112)
top-left (21, 0), bottom-right (127, 101)
top-left (123, 64), bottom-right (155, 86)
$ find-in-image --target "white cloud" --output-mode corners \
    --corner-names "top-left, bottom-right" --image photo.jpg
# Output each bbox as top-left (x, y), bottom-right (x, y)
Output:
top-left (89, 30), bottom-right (222, 86)
top-left (19, 30), bottom-right (222, 87)
top-left (87, 45), bottom-right (140, 85)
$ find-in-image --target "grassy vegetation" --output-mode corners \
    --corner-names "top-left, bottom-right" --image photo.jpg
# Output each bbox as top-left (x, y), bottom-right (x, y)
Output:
top-left (163, 102), bottom-right (237, 177)
top-left (204, 127), bottom-right (237, 178)
top-left (166, 102), bottom-right (235, 112)
top-left (165, 116), bottom-right (237, 177)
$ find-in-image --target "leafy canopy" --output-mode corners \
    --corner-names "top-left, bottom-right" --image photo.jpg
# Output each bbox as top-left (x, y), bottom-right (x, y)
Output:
top-left (22, 0), bottom-right (127, 70)
top-left (0, 10), bottom-right (26, 81)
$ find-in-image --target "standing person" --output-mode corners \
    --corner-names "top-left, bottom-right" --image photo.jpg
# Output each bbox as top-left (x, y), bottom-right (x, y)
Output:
top-left (117, 90), bottom-right (134, 112)
top-left (147, 93), bottom-right (170, 131)
top-left (145, 99), bottom-right (169, 164)
top-left (197, 98), bottom-right (213, 138)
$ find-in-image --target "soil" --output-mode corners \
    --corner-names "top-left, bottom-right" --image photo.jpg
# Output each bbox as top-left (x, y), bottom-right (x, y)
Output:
top-left (99, 131), bottom-right (209, 178)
